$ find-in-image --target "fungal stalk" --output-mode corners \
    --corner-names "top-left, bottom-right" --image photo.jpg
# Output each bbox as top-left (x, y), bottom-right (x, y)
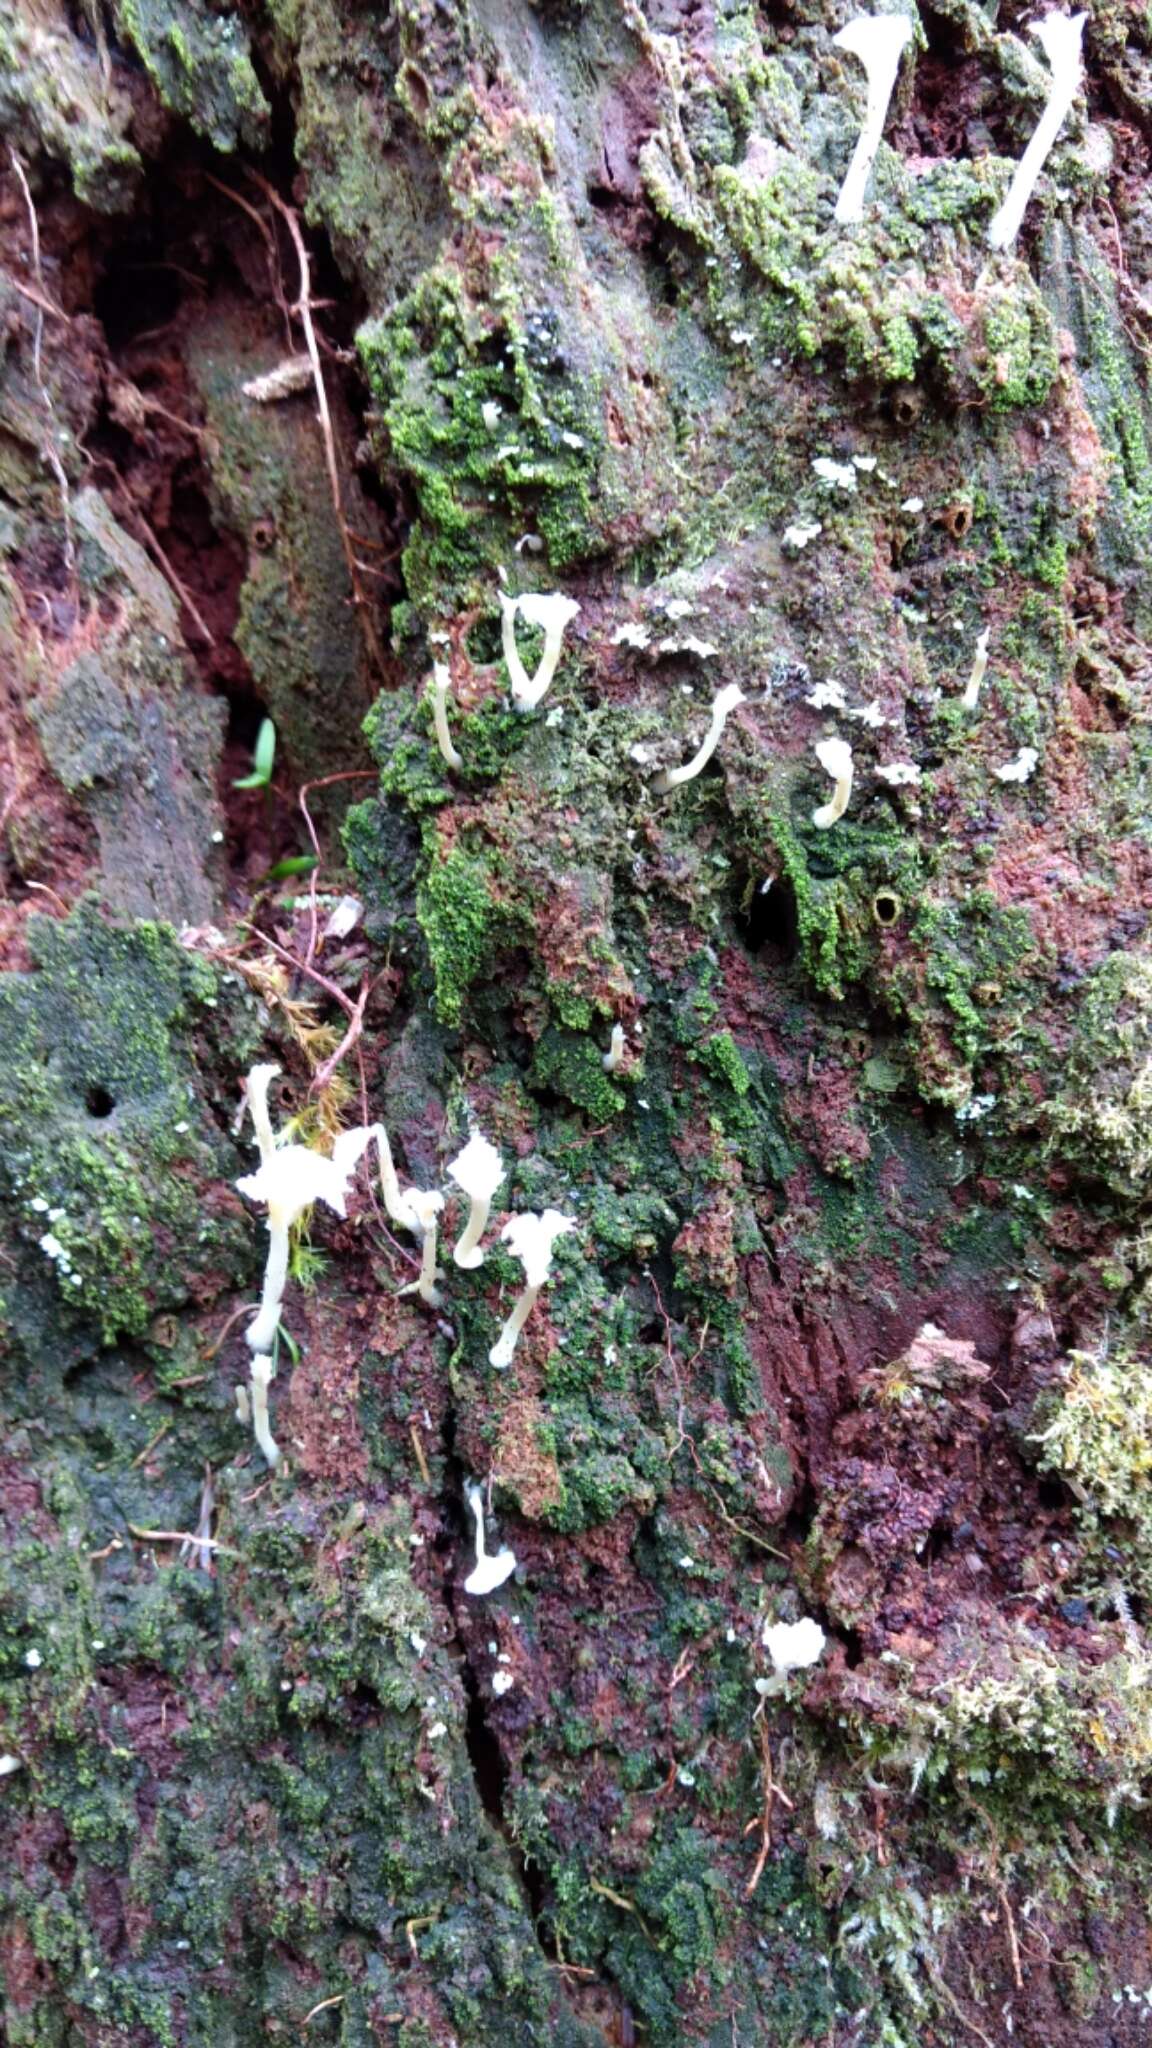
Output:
top-left (244, 1062), bottom-right (282, 1166)
top-left (499, 589), bottom-right (581, 711)
top-left (811, 736), bottom-right (855, 828)
top-left (961, 626), bottom-right (990, 709)
top-left (399, 1188), bottom-right (446, 1307)
top-left (463, 1481), bottom-right (517, 1596)
top-left (429, 661), bottom-right (463, 771)
top-left (447, 1132), bottom-right (505, 1269)
top-left (988, 12), bottom-right (1086, 252)
top-left (249, 1352), bottom-right (280, 1467)
top-left (489, 1208), bottom-right (577, 1369)
top-left (652, 681), bottom-right (746, 794)
top-left (603, 1023), bottom-right (626, 1073)
top-left (832, 13), bottom-right (914, 226)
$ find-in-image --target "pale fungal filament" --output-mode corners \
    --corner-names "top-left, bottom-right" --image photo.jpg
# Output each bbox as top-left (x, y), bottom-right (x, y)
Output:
top-left (988, 12), bottom-right (1086, 252)
top-left (249, 1352), bottom-right (280, 1467)
top-left (447, 1132), bottom-right (506, 1270)
top-left (961, 627), bottom-right (990, 709)
top-left (832, 14), bottom-right (914, 226)
top-left (652, 682), bottom-right (746, 794)
top-left (498, 589), bottom-right (581, 711)
top-left (603, 1023), bottom-right (626, 1073)
top-left (463, 1481), bottom-right (518, 1596)
top-left (429, 662), bottom-right (463, 771)
top-left (399, 1189), bottom-right (446, 1307)
top-left (811, 737), bottom-right (855, 828)
top-left (489, 1209), bottom-right (577, 1369)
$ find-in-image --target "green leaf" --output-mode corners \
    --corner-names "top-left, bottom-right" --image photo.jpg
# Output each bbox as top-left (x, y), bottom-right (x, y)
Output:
top-left (233, 717), bottom-right (277, 789)
top-left (265, 855), bottom-right (319, 880)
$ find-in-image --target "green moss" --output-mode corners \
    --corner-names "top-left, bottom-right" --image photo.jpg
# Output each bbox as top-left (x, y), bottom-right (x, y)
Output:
top-left (0, 902), bottom-right (256, 1347)
top-left (1044, 951), bottom-right (1152, 1197)
top-left (979, 289), bottom-right (1060, 410)
top-left (529, 1027), bottom-right (625, 1120)
top-left (110, 0), bottom-right (269, 151)
top-left (417, 841), bottom-right (505, 1028)
top-left (358, 267), bottom-right (603, 609)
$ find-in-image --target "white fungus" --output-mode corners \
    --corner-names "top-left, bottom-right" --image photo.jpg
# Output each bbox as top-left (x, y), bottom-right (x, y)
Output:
top-left (961, 626), bottom-right (990, 710)
top-left (832, 13), bottom-right (914, 226)
top-left (805, 680), bottom-right (848, 712)
top-left (236, 1066), bottom-right (407, 1353)
top-left (399, 1189), bottom-right (446, 1308)
top-left (447, 1132), bottom-right (506, 1269)
top-left (463, 1480), bottom-right (518, 1596)
top-left (489, 1209), bottom-right (577, 1369)
top-left (783, 519), bottom-right (823, 550)
top-left (429, 662), bottom-right (463, 772)
top-left (845, 697), bottom-right (887, 729)
top-left (988, 12), bottom-right (1087, 252)
top-left (652, 682), bottom-right (746, 794)
top-left (236, 1117), bottom-right (383, 1354)
top-left (602, 1023), bottom-right (627, 1073)
top-left (995, 746), bottom-right (1040, 783)
top-left (876, 761), bottom-right (922, 786)
top-left (762, 1615), bottom-right (827, 1679)
top-left (811, 456), bottom-right (857, 492)
top-left (811, 737), bottom-right (855, 828)
top-left (499, 589), bottom-right (581, 711)
top-left (249, 1352), bottom-right (280, 1467)
top-left (611, 622), bottom-right (652, 649)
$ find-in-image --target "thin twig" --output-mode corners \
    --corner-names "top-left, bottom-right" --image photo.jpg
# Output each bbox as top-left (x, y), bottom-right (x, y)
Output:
top-left (297, 769), bottom-right (376, 969)
top-left (246, 173), bottom-right (386, 680)
top-left (9, 149), bottom-right (75, 588)
top-left (130, 508), bottom-right (217, 645)
top-left (126, 1523), bottom-right (243, 1559)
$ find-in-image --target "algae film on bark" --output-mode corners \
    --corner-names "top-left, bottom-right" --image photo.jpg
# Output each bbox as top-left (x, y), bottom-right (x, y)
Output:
top-left (3, 1), bottom-right (1152, 2044)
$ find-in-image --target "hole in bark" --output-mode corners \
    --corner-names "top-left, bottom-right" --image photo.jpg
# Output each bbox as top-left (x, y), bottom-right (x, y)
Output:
top-left (86, 1085), bottom-right (116, 1118)
top-left (735, 873), bottom-right (798, 960)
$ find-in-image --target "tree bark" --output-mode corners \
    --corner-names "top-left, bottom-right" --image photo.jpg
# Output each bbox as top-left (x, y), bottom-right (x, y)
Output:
top-left (3, 2), bottom-right (1152, 2043)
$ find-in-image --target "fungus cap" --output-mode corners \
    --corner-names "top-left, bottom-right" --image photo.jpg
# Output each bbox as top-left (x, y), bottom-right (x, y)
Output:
top-left (447, 1132), bottom-right (506, 1204)
top-left (501, 1208), bottom-right (577, 1287)
top-left (763, 1616), bottom-right (827, 1678)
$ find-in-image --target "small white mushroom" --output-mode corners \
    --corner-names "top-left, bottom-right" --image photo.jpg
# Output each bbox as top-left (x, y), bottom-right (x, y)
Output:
top-left (811, 455), bottom-right (857, 492)
top-left (652, 682), bottom-right (747, 794)
top-left (447, 1132), bottom-right (506, 1269)
top-left (811, 737), bottom-right (855, 828)
top-left (961, 626), bottom-right (990, 709)
top-left (429, 662), bottom-right (463, 772)
top-left (995, 745), bottom-right (1040, 783)
top-left (805, 680), bottom-right (848, 712)
top-left (0, 1756), bottom-right (23, 1778)
top-left (499, 589), bottom-right (581, 711)
top-left (832, 14), bottom-right (914, 226)
top-left (988, 12), bottom-right (1087, 252)
top-left (399, 1189), bottom-right (446, 1307)
top-left (463, 1480), bottom-right (518, 1596)
top-left (602, 1023), bottom-right (627, 1073)
top-left (249, 1352), bottom-right (280, 1467)
top-left (235, 1068), bottom-right (388, 1352)
top-left (489, 1208), bottom-right (577, 1369)
top-left (762, 1616), bottom-right (827, 1679)
top-left (875, 760), bottom-right (922, 786)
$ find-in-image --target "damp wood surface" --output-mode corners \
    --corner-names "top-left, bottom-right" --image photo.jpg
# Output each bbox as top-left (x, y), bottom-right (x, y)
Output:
top-left (3, 1), bottom-right (1152, 2044)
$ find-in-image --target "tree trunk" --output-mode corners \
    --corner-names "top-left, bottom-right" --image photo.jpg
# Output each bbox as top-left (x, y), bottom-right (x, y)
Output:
top-left (3, 1), bottom-right (1152, 2043)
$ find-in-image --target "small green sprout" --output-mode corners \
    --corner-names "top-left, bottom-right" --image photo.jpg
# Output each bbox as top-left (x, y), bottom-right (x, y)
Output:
top-left (233, 717), bottom-right (277, 790)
